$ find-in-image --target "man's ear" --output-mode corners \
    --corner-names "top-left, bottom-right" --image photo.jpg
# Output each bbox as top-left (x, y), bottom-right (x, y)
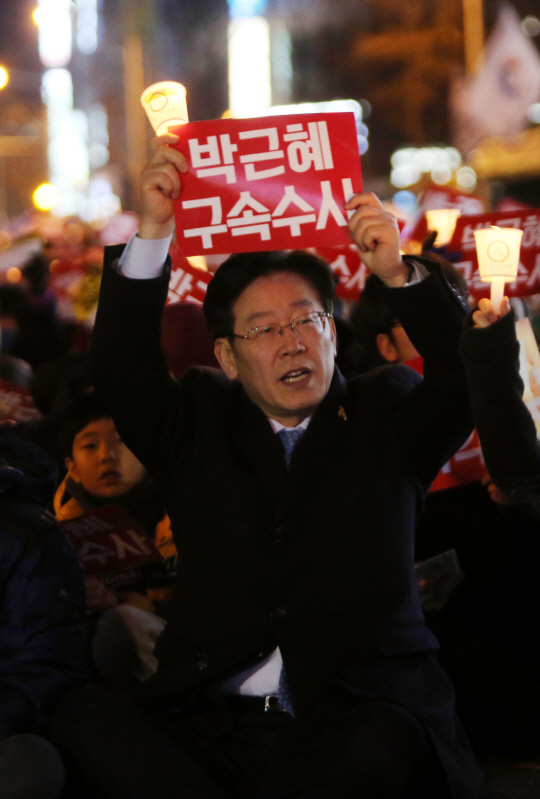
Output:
top-left (329, 317), bottom-right (337, 356)
top-left (376, 332), bottom-right (398, 363)
top-left (214, 338), bottom-right (239, 380)
top-left (65, 456), bottom-right (81, 484)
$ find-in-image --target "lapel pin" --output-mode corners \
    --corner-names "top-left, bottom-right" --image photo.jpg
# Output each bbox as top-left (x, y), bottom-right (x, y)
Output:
top-left (338, 406), bottom-right (347, 421)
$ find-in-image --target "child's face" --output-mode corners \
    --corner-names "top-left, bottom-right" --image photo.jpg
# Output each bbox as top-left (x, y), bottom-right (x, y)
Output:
top-left (66, 418), bottom-right (147, 499)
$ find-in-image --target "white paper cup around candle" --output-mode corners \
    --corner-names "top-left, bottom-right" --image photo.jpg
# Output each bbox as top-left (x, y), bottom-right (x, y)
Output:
top-left (141, 81), bottom-right (188, 135)
top-left (473, 226), bottom-right (523, 314)
top-left (425, 209), bottom-right (461, 247)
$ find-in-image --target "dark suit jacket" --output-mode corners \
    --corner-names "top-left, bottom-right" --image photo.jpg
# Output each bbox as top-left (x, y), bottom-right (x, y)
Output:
top-left (460, 308), bottom-right (540, 512)
top-left (90, 247), bottom-right (484, 798)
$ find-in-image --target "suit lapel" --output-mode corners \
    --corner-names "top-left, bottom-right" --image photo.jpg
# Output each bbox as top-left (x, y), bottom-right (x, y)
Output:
top-left (230, 383), bottom-right (289, 508)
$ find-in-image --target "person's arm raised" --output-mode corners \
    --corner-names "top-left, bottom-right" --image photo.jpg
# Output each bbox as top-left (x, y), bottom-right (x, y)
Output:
top-left (118, 133), bottom-right (188, 279)
top-left (461, 296), bottom-right (540, 513)
top-left (138, 132), bottom-right (188, 240)
top-left (90, 135), bottom-right (192, 481)
top-left (345, 192), bottom-right (409, 287)
top-left (345, 193), bottom-right (472, 490)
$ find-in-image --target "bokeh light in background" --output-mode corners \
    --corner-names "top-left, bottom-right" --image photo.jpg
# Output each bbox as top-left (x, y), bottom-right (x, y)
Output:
top-left (456, 167), bottom-right (477, 191)
top-left (389, 146), bottom-right (477, 191)
top-left (392, 190), bottom-right (418, 217)
top-left (37, 0), bottom-right (72, 68)
top-left (30, 0), bottom-right (117, 221)
top-left (64, 221), bottom-right (85, 245)
top-left (6, 267), bottom-right (22, 283)
top-left (32, 183), bottom-right (60, 211)
top-left (0, 65), bottom-right (8, 89)
top-left (75, 0), bottom-right (98, 56)
top-left (228, 0), bottom-right (271, 118)
top-left (528, 103), bottom-right (540, 123)
top-left (522, 16), bottom-right (540, 37)
top-left (0, 231), bottom-right (13, 250)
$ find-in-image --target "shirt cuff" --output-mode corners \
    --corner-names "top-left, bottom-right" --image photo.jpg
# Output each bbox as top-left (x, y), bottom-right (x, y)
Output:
top-left (117, 232), bottom-right (173, 279)
top-left (405, 260), bottom-right (429, 285)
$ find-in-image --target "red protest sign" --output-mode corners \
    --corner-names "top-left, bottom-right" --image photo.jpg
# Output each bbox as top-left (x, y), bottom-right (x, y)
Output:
top-left (60, 505), bottom-right (163, 588)
top-left (429, 430), bottom-right (485, 492)
top-left (314, 243), bottom-right (368, 300)
top-left (167, 243), bottom-right (212, 305)
top-left (449, 209), bottom-right (540, 300)
top-left (171, 113), bottom-right (362, 256)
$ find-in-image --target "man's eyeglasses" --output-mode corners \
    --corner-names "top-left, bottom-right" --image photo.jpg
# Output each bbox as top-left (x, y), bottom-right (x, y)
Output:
top-left (232, 311), bottom-right (333, 344)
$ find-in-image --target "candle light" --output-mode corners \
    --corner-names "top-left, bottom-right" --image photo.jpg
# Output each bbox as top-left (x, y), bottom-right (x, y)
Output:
top-left (141, 81), bottom-right (189, 135)
top-left (425, 208), bottom-right (461, 247)
top-left (473, 226), bottom-right (523, 314)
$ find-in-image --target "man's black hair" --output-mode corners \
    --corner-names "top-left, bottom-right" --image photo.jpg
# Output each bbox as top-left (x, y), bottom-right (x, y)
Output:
top-left (57, 390), bottom-right (111, 458)
top-left (203, 250), bottom-right (337, 339)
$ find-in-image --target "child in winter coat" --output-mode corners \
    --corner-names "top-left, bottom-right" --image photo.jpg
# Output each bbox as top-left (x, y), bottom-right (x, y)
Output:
top-left (55, 391), bottom-right (175, 692)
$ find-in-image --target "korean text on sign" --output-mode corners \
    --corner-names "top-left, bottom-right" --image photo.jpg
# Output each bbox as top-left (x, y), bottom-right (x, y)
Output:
top-left (171, 112), bottom-right (363, 256)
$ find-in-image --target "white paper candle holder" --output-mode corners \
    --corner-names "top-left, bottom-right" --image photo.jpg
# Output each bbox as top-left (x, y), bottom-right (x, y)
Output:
top-left (473, 226), bottom-right (523, 314)
top-left (141, 81), bottom-right (189, 135)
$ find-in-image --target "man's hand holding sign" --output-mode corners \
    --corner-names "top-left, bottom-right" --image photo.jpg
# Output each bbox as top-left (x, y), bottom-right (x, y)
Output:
top-left (139, 133), bottom-right (188, 241)
top-left (345, 192), bottom-right (408, 287)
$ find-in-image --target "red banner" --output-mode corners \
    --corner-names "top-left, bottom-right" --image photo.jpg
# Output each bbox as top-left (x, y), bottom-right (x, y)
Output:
top-left (314, 220), bottom-right (406, 301)
top-left (167, 244), bottom-right (212, 305)
top-left (60, 505), bottom-right (163, 588)
top-left (430, 431), bottom-right (485, 492)
top-left (171, 113), bottom-right (362, 256)
top-left (448, 209), bottom-right (540, 300)
top-left (313, 243), bottom-right (368, 300)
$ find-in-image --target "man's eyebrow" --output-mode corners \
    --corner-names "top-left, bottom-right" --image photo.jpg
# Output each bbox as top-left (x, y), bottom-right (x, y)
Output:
top-left (245, 299), bottom-right (315, 324)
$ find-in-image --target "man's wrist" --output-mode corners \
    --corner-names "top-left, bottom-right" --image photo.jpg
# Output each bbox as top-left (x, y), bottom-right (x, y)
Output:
top-left (379, 261), bottom-right (410, 288)
top-left (138, 219), bottom-right (175, 240)
top-left (118, 232), bottom-right (172, 279)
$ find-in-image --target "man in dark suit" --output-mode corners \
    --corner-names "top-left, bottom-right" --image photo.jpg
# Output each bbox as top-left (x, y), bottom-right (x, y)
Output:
top-left (52, 134), bottom-right (485, 798)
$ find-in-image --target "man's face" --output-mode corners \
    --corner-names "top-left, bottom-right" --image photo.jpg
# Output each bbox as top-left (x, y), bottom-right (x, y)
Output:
top-left (66, 417), bottom-right (147, 499)
top-left (214, 272), bottom-right (336, 427)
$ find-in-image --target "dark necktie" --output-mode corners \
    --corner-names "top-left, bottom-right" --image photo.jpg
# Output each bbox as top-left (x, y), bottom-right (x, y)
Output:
top-left (277, 426), bottom-right (306, 469)
top-left (275, 426), bottom-right (307, 715)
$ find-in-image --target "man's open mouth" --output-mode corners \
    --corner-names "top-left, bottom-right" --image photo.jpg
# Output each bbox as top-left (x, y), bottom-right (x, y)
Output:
top-left (280, 369), bottom-right (310, 384)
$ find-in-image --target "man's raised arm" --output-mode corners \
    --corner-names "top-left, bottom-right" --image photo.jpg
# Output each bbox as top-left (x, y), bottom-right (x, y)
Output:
top-left (120, 133), bottom-right (187, 278)
top-left (345, 192), bottom-right (410, 287)
top-left (89, 135), bottom-right (193, 480)
top-left (461, 298), bottom-right (540, 512)
top-left (345, 191), bottom-right (473, 489)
